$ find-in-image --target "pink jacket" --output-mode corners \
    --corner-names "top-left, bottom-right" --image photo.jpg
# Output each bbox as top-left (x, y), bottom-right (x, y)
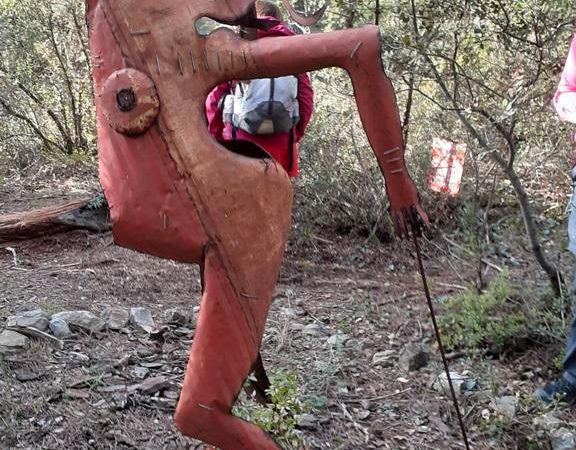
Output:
top-left (554, 35), bottom-right (576, 125)
top-left (205, 18), bottom-right (314, 177)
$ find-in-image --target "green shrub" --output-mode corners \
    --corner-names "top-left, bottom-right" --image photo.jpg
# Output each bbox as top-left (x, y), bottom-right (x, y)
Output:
top-left (439, 270), bottom-right (528, 353)
top-left (234, 370), bottom-right (309, 449)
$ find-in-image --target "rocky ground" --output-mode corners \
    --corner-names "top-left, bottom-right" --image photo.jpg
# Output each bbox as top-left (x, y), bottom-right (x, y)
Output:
top-left (2, 176), bottom-right (576, 450)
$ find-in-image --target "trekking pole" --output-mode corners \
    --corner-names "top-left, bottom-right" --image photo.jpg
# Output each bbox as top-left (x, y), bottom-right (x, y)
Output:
top-left (410, 220), bottom-right (472, 450)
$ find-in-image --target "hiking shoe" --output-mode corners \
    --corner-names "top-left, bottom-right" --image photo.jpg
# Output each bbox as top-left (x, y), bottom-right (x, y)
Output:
top-left (534, 378), bottom-right (576, 405)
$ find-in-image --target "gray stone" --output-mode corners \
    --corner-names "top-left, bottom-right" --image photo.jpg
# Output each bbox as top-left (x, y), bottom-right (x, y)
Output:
top-left (492, 396), bottom-right (517, 419)
top-left (290, 322), bottom-right (305, 332)
top-left (49, 317), bottom-right (72, 338)
top-left (164, 308), bottom-right (192, 326)
top-left (298, 414), bottom-right (318, 431)
top-left (134, 366), bottom-right (150, 380)
top-left (301, 323), bottom-right (330, 337)
top-left (280, 307), bottom-right (306, 318)
top-left (372, 350), bottom-right (396, 367)
top-left (101, 307), bottom-right (130, 331)
top-left (140, 376), bottom-right (170, 395)
top-left (398, 344), bottom-right (430, 372)
top-left (130, 307), bottom-right (157, 333)
top-left (356, 409), bottom-right (371, 420)
top-left (0, 330), bottom-right (29, 354)
top-left (51, 311), bottom-right (105, 333)
top-left (534, 413), bottom-right (563, 430)
top-left (551, 428), bottom-right (576, 450)
top-left (327, 334), bottom-right (349, 346)
top-left (7, 309), bottom-right (50, 332)
top-left (163, 390), bottom-right (180, 400)
top-left (14, 369), bottom-right (42, 382)
top-left (433, 371), bottom-right (471, 397)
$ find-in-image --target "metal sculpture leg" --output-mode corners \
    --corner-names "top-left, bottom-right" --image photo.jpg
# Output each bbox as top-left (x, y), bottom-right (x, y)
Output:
top-left (175, 247), bottom-right (282, 449)
top-left (200, 250), bottom-right (272, 405)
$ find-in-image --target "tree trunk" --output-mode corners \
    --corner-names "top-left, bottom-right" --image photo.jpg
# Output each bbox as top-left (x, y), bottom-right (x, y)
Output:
top-left (490, 150), bottom-right (563, 295)
top-left (0, 197), bottom-right (110, 244)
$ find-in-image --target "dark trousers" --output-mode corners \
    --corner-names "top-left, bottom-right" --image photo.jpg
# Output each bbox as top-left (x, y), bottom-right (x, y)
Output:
top-left (563, 187), bottom-right (576, 385)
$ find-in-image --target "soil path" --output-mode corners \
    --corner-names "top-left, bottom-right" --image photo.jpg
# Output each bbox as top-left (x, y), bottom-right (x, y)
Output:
top-left (0, 180), bottom-right (574, 449)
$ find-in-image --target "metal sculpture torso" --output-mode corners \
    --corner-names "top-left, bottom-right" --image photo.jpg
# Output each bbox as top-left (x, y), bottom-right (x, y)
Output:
top-left (86, 0), bottom-right (425, 448)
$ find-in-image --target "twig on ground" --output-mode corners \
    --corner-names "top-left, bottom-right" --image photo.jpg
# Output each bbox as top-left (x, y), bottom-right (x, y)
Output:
top-left (445, 351), bottom-right (467, 361)
top-left (442, 234), bottom-right (503, 272)
top-left (437, 282), bottom-right (467, 291)
top-left (423, 237), bottom-right (467, 283)
top-left (343, 387), bottom-right (412, 403)
top-left (311, 234), bottom-right (335, 245)
top-left (3, 246), bottom-right (18, 265)
top-left (6, 325), bottom-right (64, 350)
top-left (41, 262), bottom-right (83, 271)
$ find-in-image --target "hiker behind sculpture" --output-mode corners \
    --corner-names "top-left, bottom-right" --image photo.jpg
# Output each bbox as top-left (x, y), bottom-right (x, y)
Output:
top-left (534, 33), bottom-right (576, 404)
top-left (205, 0), bottom-right (314, 177)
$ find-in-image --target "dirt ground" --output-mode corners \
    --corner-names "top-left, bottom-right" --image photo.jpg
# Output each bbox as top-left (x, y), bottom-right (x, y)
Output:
top-left (2, 175), bottom-right (576, 450)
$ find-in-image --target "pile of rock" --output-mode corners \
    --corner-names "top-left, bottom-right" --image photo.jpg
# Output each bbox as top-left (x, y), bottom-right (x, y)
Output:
top-left (0, 306), bottom-right (194, 355)
top-left (533, 413), bottom-right (576, 450)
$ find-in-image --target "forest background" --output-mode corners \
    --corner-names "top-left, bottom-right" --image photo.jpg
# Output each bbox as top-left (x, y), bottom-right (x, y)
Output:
top-left (2, 0), bottom-right (575, 287)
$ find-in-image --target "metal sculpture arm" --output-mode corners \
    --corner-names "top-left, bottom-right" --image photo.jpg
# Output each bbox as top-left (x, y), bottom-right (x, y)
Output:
top-left (241, 29), bottom-right (426, 235)
top-left (200, 26), bottom-right (425, 235)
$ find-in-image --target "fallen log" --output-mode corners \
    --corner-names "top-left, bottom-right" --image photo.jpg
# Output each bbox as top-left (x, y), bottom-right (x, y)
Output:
top-left (0, 195), bottom-right (111, 243)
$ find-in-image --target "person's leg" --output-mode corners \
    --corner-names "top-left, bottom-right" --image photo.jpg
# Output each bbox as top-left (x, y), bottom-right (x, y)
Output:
top-left (535, 185), bottom-right (576, 403)
top-left (563, 188), bottom-right (576, 386)
top-left (563, 311), bottom-right (576, 387)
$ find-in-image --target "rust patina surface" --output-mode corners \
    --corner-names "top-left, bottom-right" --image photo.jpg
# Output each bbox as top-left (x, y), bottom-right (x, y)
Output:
top-left (86, 1), bottom-right (426, 448)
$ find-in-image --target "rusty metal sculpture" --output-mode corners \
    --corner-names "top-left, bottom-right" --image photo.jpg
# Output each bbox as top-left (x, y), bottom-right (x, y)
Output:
top-left (86, 0), bottom-right (426, 448)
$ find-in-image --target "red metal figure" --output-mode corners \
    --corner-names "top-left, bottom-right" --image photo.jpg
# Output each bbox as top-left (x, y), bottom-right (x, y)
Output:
top-left (86, 0), bottom-right (426, 448)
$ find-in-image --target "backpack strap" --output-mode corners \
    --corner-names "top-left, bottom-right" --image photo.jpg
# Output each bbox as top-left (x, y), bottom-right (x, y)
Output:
top-left (268, 78), bottom-right (275, 116)
top-left (287, 127), bottom-right (294, 173)
top-left (230, 81), bottom-right (238, 140)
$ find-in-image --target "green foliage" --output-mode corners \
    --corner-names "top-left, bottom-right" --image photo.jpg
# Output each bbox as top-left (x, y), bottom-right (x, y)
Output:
top-left (530, 288), bottom-right (568, 339)
top-left (0, 0), bottom-right (95, 170)
top-left (85, 193), bottom-right (108, 211)
top-left (234, 370), bottom-right (309, 449)
top-left (295, 0), bottom-right (575, 243)
top-left (439, 270), bottom-right (528, 352)
top-left (477, 394), bottom-right (552, 449)
top-left (482, 415), bottom-right (512, 443)
top-left (399, 0), bottom-right (574, 200)
top-left (553, 351), bottom-right (565, 371)
top-left (459, 201), bottom-right (482, 253)
top-left (294, 68), bottom-right (393, 241)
